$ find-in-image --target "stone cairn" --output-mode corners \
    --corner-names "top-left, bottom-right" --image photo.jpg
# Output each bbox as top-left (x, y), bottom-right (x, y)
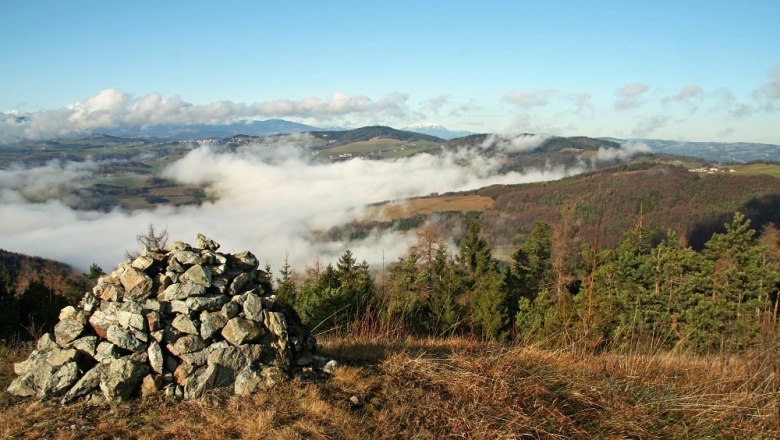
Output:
top-left (7, 233), bottom-right (336, 403)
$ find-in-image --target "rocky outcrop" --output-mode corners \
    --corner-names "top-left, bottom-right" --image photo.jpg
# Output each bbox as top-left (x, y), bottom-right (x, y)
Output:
top-left (7, 234), bottom-right (336, 403)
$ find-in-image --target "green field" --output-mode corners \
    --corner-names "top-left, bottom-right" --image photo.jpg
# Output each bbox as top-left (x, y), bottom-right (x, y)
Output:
top-left (317, 138), bottom-right (440, 159)
top-left (730, 163), bottom-right (780, 178)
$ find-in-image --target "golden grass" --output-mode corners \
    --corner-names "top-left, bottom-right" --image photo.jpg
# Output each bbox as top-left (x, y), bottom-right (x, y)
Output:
top-left (369, 195), bottom-right (494, 221)
top-left (1, 337), bottom-right (778, 439)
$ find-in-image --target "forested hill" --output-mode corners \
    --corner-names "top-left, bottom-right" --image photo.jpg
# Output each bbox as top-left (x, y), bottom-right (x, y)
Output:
top-left (477, 163), bottom-right (780, 250)
top-left (0, 249), bottom-right (77, 294)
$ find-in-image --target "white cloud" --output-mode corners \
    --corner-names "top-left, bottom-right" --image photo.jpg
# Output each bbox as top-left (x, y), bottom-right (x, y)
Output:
top-left (0, 89), bottom-right (416, 144)
top-left (0, 139), bottom-right (575, 272)
top-left (480, 133), bottom-right (551, 153)
top-left (615, 82), bottom-right (649, 110)
top-left (663, 84), bottom-right (703, 103)
top-left (0, 160), bottom-right (97, 201)
top-left (595, 142), bottom-right (651, 162)
top-left (503, 89), bottom-right (558, 108)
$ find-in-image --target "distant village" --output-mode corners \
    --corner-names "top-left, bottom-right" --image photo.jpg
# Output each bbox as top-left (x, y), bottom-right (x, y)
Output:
top-left (688, 166), bottom-right (736, 174)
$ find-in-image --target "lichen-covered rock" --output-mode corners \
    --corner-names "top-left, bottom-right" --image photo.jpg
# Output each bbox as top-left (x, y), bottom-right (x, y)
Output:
top-left (222, 318), bottom-right (262, 346)
top-left (196, 233), bottom-right (220, 251)
top-left (200, 312), bottom-right (228, 340)
top-left (120, 267), bottom-right (154, 301)
top-left (180, 265), bottom-right (212, 287)
top-left (100, 356), bottom-right (150, 401)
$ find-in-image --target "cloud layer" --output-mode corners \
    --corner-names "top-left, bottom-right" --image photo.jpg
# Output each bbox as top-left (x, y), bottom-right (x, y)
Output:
top-left (0, 89), bottom-right (414, 144)
top-left (0, 139), bottom-right (575, 272)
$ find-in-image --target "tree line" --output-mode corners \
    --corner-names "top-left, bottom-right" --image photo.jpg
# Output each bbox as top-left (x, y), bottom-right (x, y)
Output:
top-left (278, 212), bottom-right (780, 354)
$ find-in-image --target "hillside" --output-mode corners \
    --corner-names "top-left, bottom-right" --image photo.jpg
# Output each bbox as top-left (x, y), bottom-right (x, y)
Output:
top-left (365, 162), bottom-right (780, 255)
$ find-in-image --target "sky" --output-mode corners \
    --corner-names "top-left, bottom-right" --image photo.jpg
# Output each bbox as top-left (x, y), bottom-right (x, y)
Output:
top-left (1, 0), bottom-right (779, 143)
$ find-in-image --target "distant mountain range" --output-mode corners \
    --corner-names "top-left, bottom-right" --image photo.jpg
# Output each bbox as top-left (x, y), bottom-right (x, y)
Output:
top-left (602, 137), bottom-right (780, 163)
top-left (102, 119), bottom-right (323, 140)
top-left (402, 123), bottom-right (477, 139)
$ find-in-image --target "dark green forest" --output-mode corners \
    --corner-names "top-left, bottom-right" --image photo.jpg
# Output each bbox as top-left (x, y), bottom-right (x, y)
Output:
top-left (278, 213), bottom-right (780, 354)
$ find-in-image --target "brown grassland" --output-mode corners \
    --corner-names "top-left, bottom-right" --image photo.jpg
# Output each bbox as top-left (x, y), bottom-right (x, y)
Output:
top-left (369, 195), bottom-right (494, 221)
top-left (1, 336), bottom-right (779, 439)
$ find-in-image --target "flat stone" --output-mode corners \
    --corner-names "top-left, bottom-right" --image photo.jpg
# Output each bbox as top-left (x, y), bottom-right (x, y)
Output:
top-left (100, 357), bottom-right (149, 401)
top-left (196, 233), bottom-right (220, 251)
top-left (183, 365), bottom-right (218, 400)
top-left (106, 325), bottom-right (147, 352)
top-left (117, 310), bottom-right (146, 331)
top-left (170, 300), bottom-right (189, 315)
top-left (148, 341), bottom-right (165, 374)
top-left (120, 267), bottom-right (154, 301)
top-left (168, 334), bottom-right (206, 356)
top-left (37, 361), bottom-right (80, 398)
top-left (172, 314), bottom-right (199, 335)
top-left (36, 333), bottom-right (58, 352)
top-left (185, 294), bottom-right (228, 313)
top-left (95, 342), bottom-right (122, 364)
top-left (172, 250), bottom-right (201, 266)
top-left (221, 318), bottom-right (262, 346)
top-left (162, 282), bottom-right (207, 301)
top-left (180, 265), bottom-right (212, 287)
top-left (62, 363), bottom-right (106, 404)
top-left (200, 312), bottom-right (228, 340)
top-left (230, 251), bottom-right (258, 271)
top-left (54, 317), bottom-right (85, 346)
top-left (243, 292), bottom-right (263, 321)
top-left (131, 255), bottom-right (154, 270)
top-left (46, 347), bottom-right (79, 368)
top-left (228, 272), bottom-right (252, 296)
top-left (221, 301), bottom-right (240, 319)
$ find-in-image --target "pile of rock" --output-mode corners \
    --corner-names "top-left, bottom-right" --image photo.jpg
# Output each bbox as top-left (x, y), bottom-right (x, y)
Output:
top-left (7, 234), bottom-right (335, 403)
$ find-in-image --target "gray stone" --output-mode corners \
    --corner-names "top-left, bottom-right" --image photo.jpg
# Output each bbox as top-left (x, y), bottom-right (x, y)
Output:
top-left (263, 310), bottom-right (289, 350)
top-left (167, 259), bottom-right (185, 274)
top-left (148, 341), bottom-right (165, 374)
top-left (71, 336), bottom-right (98, 357)
top-left (62, 363), bottom-right (106, 404)
top-left (231, 251), bottom-right (258, 271)
top-left (101, 357), bottom-right (149, 401)
top-left (120, 267), bottom-right (154, 301)
top-left (36, 333), bottom-right (58, 352)
top-left (54, 317), bottom-right (85, 346)
top-left (46, 347), bottom-right (78, 368)
top-left (117, 310), bottom-right (146, 331)
top-left (222, 318), bottom-right (262, 346)
top-left (170, 300), bottom-right (189, 315)
top-left (234, 368), bottom-right (263, 395)
top-left (153, 273), bottom-right (173, 295)
top-left (196, 233), bottom-right (220, 251)
top-left (211, 275), bottom-right (229, 292)
top-left (89, 307), bottom-right (117, 336)
top-left (182, 365), bottom-right (218, 400)
top-left (180, 265), bottom-right (212, 287)
top-left (185, 293), bottom-right (228, 313)
top-left (178, 348), bottom-right (209, 367)
top-left (80, 291), bottom-right (100, 313)
top-left (221, 301), bottom-right (240, 319)
top-left (228, 272), bottom-right (252, 296)
top-left (243, 292), bottom-right (263, 321)
top-left (200, 312), bottom-right (228, 340)
top-left (168, 334), bottom-right (206, 356)
top-left (172, 314), bottom-right (199, 335)
top-left (106, 325), bottom-right (146, 352)
top-left (150, 330), bottom-right (164, 342)
top-left (172, 250), bottom-right (201, 266)
top-left (162, 282), bottom-right (206, 301)
top-left (7, 371), bottom-right (37, 397)
top-left (207, 346), bottom-right (250, 372)
top-left (95, 342), bottom-right (122, 364)
top-left (131, 255), bottom-right (154, 270)
top-left (167, 240), bottom-right (190, 252)
top-left (58, 306), bottom-right (79, 321)
top-left (37, 361), bottom-right (80, 398)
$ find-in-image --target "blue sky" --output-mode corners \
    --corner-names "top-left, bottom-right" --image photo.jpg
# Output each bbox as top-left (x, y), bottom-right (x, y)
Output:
top-left (1, 0), bottom-right (779, 143)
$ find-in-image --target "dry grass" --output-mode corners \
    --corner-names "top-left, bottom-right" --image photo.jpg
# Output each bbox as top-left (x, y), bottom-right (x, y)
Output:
top-left (1, 337), bottom-right (778, 439)
top-left (369, 195), bottom-right (494, 221)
